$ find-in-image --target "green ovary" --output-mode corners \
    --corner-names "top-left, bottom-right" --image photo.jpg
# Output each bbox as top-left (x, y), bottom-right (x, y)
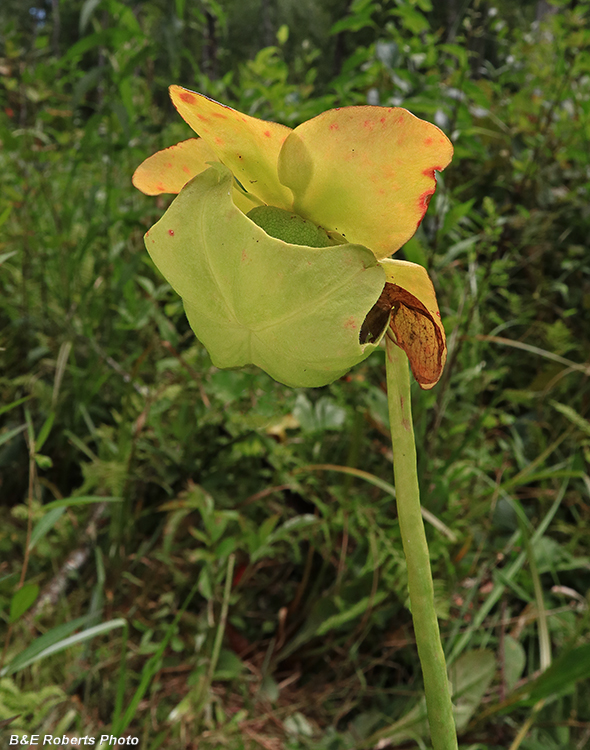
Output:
top-left (247, 206), bottom-right (336, 248)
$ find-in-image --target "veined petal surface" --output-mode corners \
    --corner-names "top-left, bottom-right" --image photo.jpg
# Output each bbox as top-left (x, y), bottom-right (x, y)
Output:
top-left (169, 86), bottom-right (293, 210)
top-left (278, 106), bottom-right (453, 259)
top-left (144, 164), bottom-right (386, 388)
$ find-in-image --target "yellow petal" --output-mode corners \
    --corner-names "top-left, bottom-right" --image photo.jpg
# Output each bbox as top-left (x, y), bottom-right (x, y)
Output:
top-left (169, 86), bottom-right (293, 210)
top-left (362, 259), bottom-right (447, 389)
top-left (132, 137), bottom-right (257, 213)
top-left (277, 106), bottom-right (453, 259)
top-left (132, 138), bottom-right (217, 195)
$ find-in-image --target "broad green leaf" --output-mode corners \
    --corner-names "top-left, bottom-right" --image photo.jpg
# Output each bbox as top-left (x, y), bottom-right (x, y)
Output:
top-left (10, 584), bottom-right (40, 623)
top-left (260, 674), bottom-right (280, 702)
top-left (145, 164), bottom-right (385, 388)
top-left (258, 513), bottom-right (280, 543)
top-left (284, 712), bottom-right (314, 738)
top-left (391, 5), bottom-right (430, 34)
top-left (373, 649), bottom-right (495, 745)
top-left (293, 394), bottom-right (347, 432)
top-left (449, 649), bottom-right (495, 731)
top-left (504, 636), bottom-right (526, 693)
top-left (278, 105), bottom-right (453, 258)
top-left (213, 648), bottom-right (245, 681)
top-left (169, 86), bottom-right (293, 210)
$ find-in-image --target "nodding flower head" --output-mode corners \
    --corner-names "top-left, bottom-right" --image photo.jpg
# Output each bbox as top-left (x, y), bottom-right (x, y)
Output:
top-left (133, 87), bottom-right (453, 388)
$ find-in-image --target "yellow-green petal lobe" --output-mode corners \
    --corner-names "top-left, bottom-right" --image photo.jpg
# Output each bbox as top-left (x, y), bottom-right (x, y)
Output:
top-left (144, 163), bottom-right (386, 388)
top-left (169, 86), bottom-right (293, 211)
top-left (131, 137), bottom-right (255, 213)
top-left (277, 106), bottom-right (453, 259)
top-left (373, 259), bottom-right (447, 389)
top-left (132, 138), bottom-right (218, 196)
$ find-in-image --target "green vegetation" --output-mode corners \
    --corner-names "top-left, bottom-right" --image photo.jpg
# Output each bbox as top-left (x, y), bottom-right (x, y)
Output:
top-left (1, 0), bottom-right (590, 747)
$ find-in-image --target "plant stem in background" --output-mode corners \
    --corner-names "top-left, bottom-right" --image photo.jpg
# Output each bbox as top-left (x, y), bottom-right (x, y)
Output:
top-left (385, 333), bottom-right (458, 750)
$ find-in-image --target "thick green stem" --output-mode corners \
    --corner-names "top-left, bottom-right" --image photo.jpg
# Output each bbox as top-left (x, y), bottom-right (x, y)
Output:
top-left (385, 334), bottom-right (458, 750)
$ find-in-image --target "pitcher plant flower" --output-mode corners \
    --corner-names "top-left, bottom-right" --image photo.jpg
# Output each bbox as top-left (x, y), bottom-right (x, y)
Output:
top-left (133, 89), bottom-right (458, 750)
top-left (132, 86), bottom-right (452, 389)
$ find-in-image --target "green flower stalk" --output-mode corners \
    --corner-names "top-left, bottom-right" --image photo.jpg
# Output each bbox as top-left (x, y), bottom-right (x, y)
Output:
top-left (133, 87), bottom-right (456, 748)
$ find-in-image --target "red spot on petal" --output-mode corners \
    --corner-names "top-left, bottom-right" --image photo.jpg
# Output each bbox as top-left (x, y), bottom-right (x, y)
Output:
top-left (155, 182), bottom-right (165, 192)
top-left (179, 92), bottom-right (196, 104)
top-left (197, 113), bottom-right (207, 121)
top-left (165, 162), bottom-right (172, 168)
top-left (363, 120), bottom-right (373, 130)
top-left (212, 112), bottom-right (227, 119)
top-left (168, 229), bottom-right (175, 236)
top-left (215, 137), bottom-right (224, 145)
top-left (424, 137), bottom-right (433, 146)
top-left (264, 130), bottom-right (271, 137)
top-left (241, 249), bottom-right (249, 262)
top-left (344, 316), bottom-right (357, 331)
top-left (380, 117), bottom-right (386, 124)
top-left (182, 165), bottom-right (191, 174)
top-left (329, 123), bottom-right (339, 131)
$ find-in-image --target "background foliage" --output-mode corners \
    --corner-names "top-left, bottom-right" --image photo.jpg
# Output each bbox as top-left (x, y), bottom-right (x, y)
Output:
top-left (1, 0), bottom-right (590, 748)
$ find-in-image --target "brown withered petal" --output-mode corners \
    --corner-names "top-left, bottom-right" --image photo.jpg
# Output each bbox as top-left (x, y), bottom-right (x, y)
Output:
top-left (360, 283), bottom-right (446, 389)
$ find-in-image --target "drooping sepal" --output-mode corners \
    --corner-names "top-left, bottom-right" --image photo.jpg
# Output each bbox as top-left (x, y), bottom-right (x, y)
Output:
top-left (361, 259), bottom-right (447, 389)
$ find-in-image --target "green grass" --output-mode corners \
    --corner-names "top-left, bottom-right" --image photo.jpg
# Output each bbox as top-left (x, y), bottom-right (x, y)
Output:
top-left (1, 1), bottom-right (590, 748)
